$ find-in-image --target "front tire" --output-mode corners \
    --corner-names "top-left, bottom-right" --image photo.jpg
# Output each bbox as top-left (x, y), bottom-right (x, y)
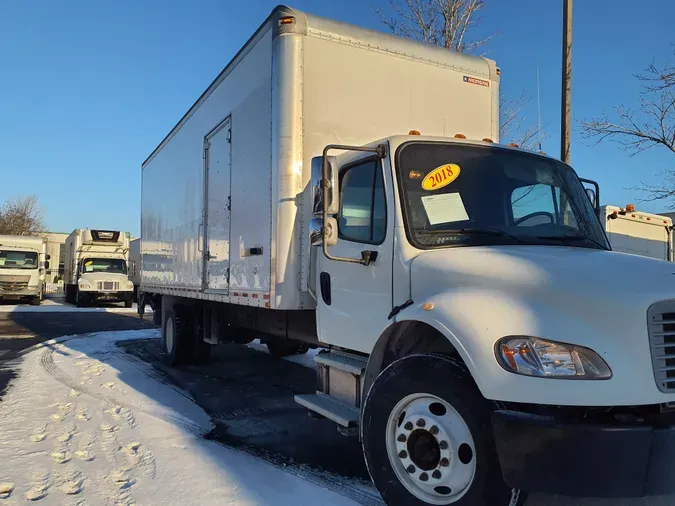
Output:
top-left (124, 299), bottom-right (133, 308)
top-left (362, 354), bottom-right (526, 506)
top-left (30, 296), bottom-right (41, 306)
top-left (75, 290), bottom-right (86, 308)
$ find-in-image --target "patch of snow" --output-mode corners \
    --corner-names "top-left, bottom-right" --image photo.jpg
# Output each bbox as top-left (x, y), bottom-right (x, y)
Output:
top-left (0, 299), bottom-right (152, 313)
top-left (0, 329), bottom-right (362, 505)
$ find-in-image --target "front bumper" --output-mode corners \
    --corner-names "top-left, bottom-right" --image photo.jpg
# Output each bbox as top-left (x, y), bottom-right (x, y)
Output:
top-left (0, 288), bottom-right (40, 299)
top-left (80, 291), bottom-right (133, 302)
top-left (493, 409), bottom-right (675, 497)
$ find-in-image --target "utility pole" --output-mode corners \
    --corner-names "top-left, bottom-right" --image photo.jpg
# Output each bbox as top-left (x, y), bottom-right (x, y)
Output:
top-left (561, 0), bottom-right (572, 163)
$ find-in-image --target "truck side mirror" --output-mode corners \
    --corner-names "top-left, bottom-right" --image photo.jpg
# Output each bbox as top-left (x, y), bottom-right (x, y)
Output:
top-left (585, 187), bottom-right (597, 207)
top-left (46, 254), bottom-right (51, 261)
top-left (309, 217), bottom-right (338, 247)
top-left (311, 155), bottom-right (339, 216)
top-left (45, 260), bottom-right (50, 270)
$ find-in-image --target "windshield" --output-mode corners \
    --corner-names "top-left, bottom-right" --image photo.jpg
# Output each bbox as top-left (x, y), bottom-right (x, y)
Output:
top-left (0, 250), bottom-right (39, 269)
top-left (81, 258), bottom-right (127, 275)
top-left (395, 142), bottom-right (609, 250)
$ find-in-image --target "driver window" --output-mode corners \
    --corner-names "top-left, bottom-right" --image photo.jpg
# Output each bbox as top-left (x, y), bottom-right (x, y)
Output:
top-left (511, 184), bottom-right (557, 227)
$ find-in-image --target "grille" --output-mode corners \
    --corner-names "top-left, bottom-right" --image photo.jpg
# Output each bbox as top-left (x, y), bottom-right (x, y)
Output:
top-left (0, 280), bottom-right (29, 291)
top-left (96, 281), bottom-right (119, 291)
top-left (648, 301), bottom-right (675, 392)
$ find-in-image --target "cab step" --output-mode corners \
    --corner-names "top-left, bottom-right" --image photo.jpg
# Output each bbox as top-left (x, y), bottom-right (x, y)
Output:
top-left (314, 350), bottom-right (367, 375)
top-left (294, 393), bottom-right (360, 427)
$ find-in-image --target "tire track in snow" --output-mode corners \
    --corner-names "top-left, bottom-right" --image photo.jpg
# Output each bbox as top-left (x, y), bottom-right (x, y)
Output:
top-left (39, 346), bottom-right (209, 436)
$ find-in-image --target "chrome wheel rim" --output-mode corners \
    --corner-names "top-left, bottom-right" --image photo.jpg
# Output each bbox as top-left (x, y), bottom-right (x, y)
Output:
top-left (385, 393), bottom-right (477, 505)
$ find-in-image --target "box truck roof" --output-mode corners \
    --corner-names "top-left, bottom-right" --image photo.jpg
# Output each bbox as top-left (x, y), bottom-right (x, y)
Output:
top-left (142, 5), bottom-right (497, 168)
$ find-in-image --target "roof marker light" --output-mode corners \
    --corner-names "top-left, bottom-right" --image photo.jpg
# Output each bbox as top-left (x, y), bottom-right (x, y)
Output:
top-left (454, 133), bottom-right (467, 139)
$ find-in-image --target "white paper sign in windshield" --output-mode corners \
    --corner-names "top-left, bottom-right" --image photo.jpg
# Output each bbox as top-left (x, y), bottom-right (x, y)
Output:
top-left (421, 193), bottom-right (469, 225)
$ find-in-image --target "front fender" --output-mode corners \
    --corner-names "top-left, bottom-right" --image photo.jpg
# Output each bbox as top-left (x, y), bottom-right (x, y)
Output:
top-left (388, 289), bottom-right (675, 407)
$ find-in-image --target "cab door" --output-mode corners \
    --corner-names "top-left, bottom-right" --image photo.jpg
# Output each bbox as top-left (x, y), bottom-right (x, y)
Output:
top-left (314, 155), bottom-right (394, 353)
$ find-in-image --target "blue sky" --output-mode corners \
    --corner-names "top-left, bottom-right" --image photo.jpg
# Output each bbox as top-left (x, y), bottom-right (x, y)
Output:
top-left (1, 0), bottom-right (673, 236)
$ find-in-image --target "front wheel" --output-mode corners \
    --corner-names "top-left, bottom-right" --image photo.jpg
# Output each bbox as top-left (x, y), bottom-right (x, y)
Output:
top-left (361, 354), bottom-right (527, 506)
top-left (124, 299), bottom-right (133, 308)
top-left (75, 290), bottom-right (86, 308)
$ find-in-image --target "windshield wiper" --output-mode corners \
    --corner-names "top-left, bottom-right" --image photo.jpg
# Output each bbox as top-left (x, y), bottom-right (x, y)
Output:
top-left (536, 234), bottom-right (607, 250)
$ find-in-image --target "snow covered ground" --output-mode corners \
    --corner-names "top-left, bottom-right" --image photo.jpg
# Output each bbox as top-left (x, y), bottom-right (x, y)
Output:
top-left (0, 330), bottom-right (361, 505)
top-left (0, 299), bottom-right (150, 314)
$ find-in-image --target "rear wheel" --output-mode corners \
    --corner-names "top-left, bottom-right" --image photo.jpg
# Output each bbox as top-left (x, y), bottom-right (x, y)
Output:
top-left (362, 354), bottom-right (527, 506)
top-left (162, 306), bottom-right (192, 366)
top-left (124, 300), bottom-right (133, 308)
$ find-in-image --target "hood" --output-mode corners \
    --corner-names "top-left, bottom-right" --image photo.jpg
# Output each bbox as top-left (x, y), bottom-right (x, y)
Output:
top-left (408, 245), bottom-right (675, 406)
top-left (79, 272), bottom-right (129, 283)
top-left (412, 245), bottom-right (675, 308)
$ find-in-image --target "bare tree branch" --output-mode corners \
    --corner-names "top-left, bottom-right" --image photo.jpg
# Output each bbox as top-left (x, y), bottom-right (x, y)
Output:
top-left (579, 49), bottom-right (675, 203)
top-left (0, 195), bottom-right (45, 236)
top-left (375, 0), bottom-right (496, 53)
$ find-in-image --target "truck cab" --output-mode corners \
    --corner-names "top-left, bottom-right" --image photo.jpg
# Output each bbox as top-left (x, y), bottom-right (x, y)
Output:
top-left (64, 229), bottom-right (134, 307)
top-left (0, 235), bottom-right (49, 305)
top-left (300, 133), bottom-right (675, 503)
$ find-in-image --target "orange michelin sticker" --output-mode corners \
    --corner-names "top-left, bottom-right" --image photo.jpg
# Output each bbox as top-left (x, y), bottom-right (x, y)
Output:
top-left (421, 164), bottom-right (461, 191)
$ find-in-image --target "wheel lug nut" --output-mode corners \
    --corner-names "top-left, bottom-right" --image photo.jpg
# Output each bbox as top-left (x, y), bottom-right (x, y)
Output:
top-left (397, 434), bottom-right (407, 442)
top-left (416, 418), bottom-right (426, 427)
top-left (440, 458), bottom-right (449, 467)
top-left (404, 422), bottom-right (413, 431)
top-left (419, 472), bottom-right (428, 482)
top-left (398, 450), bottom-right (408, 459)
top-left (432, 470), bottom-right (442, 479)
top-left (439, 441), bottom-right (448, 450)
top-left (406, 465), bottom-right (416, 474)
top-left (429, 425), bottom-right (439, 435)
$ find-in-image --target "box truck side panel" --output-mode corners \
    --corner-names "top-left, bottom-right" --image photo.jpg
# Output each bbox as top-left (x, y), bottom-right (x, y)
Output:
top-left (141, 28), bottom-right (273, 292)
top-left (606, 214), bottom-right (671, 261)
top-left (227, 82), bottom-right (272, 293)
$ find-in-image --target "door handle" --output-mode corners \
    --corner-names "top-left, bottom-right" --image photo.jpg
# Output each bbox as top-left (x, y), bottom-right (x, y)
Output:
top-left (320, 272), bottom-right (331, 306)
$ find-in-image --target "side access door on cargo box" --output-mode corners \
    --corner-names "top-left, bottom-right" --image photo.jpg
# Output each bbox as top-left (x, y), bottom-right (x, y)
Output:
top-left (202, 117), bottom-right (232, 292)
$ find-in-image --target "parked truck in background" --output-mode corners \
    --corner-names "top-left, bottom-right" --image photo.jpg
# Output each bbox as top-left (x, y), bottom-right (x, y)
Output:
top-left (600, 204), bottom-right (673, 261)
top-left (0, 235), bottom-right (49, 305)
top-left (138, 6), bottom-right (675, 505)
top-left (64, 229), bottom-right (134, 307)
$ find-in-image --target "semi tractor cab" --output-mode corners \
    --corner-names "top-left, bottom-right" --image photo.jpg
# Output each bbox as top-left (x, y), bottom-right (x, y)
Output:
top-left (64, 229), bottom-right (134, 307)
top-left (0, 235), bottom-right (49, 305)
top-left (139, 6), bottom-right (675, 505)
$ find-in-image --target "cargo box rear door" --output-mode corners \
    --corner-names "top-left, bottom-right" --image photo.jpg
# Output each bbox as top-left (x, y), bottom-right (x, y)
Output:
top-left (203, 118), bottom-right (232, 291)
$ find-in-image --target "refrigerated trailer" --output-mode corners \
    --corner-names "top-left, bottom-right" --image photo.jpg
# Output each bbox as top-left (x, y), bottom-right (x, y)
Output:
top-left (0, 235), bottom-right (49, 305)
top-left (64, 229), bottom-right (134, 307)
top-left (139, 6), bottom-right (675, 505)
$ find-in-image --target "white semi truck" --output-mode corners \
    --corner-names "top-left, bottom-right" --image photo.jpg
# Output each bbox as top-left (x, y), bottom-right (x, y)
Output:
top-left (64, 229), bottom-right (134, 307)
top-left (138, 6), bottom-right (675, 505)
top-left (0, 235), bottom-right (49, 305)
top-left (600, 204), bottom-right (673, 261)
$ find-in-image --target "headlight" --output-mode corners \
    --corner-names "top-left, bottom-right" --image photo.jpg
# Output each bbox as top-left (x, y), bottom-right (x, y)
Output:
top-left (495, 337), bottom-right (611, 379)
top-left (125, 281), bottom-right (134, 289)
top-left (79, 281), bottom-right (91, 289)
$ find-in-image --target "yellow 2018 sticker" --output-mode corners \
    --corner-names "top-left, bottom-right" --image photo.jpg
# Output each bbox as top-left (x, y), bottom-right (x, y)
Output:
top-left (422, 164), bottom-right (461, 191)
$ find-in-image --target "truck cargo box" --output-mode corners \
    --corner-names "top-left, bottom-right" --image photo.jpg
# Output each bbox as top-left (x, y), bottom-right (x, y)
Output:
top-left (141, 5), bottom-right (499, 310)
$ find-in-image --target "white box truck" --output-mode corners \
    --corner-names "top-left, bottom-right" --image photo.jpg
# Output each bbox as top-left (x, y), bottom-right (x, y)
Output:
top-left (139, 6), bottom-right (675, 505)
top-left (64, 229), bottom-right (134, 307)
top-left (601, 204), bottom-right (673, 261)
top-left (0, 235), bottom-right (49, 305)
